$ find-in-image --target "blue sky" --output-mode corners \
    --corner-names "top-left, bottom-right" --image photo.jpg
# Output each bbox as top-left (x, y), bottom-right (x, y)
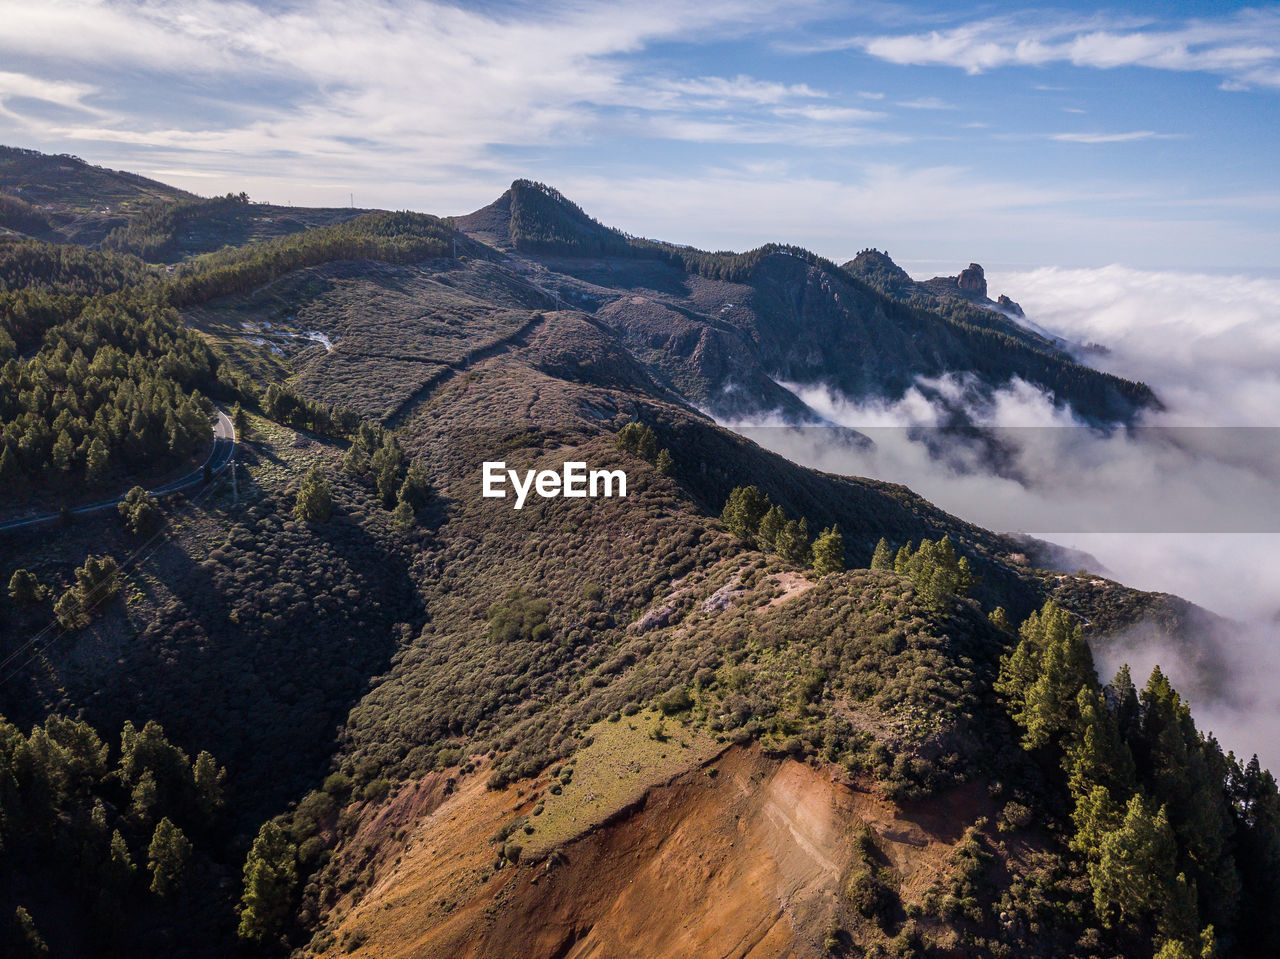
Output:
top-left (1, 0), bottom-right (1278, 271)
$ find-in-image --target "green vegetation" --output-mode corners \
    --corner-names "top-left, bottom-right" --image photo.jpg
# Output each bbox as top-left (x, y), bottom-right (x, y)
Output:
top-left (811, 525), bottom-right (844, 574)
top-left (0, 713), bottom-right (225, 952)
top-left (721, 485), bottom-right (840, 571)
top-left (872, 535), bottom-right (974, 608)
top-left (293, 468), bottom-right (333, 523)
top-left (104, 193), bottom-right (251, 261)
top-left (164, 211), bottom-right (453, 307)
top-left (7, 568), bottom-right (46, 605)
top-left (0, 286), bottom-right (218, 490)
top-left (53, 554), bottom-right (121, 629)
top-left (238, 821), bottom-right (298, 945)
top-left (118, 485), bottom-right (163, 537)
top-left (996, 601), bottom-right (1279, 957)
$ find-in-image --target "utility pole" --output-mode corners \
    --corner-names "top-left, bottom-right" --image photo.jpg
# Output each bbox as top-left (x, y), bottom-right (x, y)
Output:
top-left (231, 460), bottom-right (238, 506)
top-left (350, 192), bottom-right (354, 209)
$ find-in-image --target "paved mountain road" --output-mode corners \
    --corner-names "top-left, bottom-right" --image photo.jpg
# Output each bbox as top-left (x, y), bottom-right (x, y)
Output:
top-left (0, 408), bottom-right (236, 534)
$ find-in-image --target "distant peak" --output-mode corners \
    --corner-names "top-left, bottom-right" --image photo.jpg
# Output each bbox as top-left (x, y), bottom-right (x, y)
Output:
top-left (844, 248), bottom-right (910, 281)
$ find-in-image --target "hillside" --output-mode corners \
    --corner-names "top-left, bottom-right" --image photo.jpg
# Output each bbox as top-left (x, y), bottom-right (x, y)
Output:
top-left (0, 146), bottom-right (191, 244)
top-left (0, 150), bottom-right (1273, 959)
top-left (457, 180), bottom-right (1155, 423)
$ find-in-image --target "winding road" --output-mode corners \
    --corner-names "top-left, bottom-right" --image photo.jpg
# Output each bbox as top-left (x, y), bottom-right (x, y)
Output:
top-left (0, 408), bottom-right (236, 534)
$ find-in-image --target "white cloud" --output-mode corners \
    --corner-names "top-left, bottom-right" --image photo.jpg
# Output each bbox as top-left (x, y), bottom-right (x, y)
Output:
top-left (0, 0), bottom-right (814, 173)
top-left (1050, 130), bottom-right (1171, 143)
top-left (0, 71), bottom-right (104, 123)
top-left (895, 96), bottom-right (956, 109)
top-left (719, 265), bottom-right (1280, 768)
top-left (856, 10), bottom-right (1280, 89)
top-left (655, 74), bottom-right (828, 104)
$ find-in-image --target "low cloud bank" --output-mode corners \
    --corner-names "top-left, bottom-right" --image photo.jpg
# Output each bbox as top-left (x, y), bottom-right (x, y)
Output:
top-left (723, 265), bottom-right (1280, 767)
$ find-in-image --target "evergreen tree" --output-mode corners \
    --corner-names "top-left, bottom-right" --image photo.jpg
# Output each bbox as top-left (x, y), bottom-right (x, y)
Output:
top-left (811, 525), bottom-right (844, 575)
top-left (1091, 795), bottom-right (1197, 943)
top-left (996, 601), bottom-right (1094, 751)
top-left (757, 505), bottom-right (785, 551)
top-left (392, 497), bottom-right (414, 530)
top-left (238, 820), bottom-right (298, 944)
top-left (118, 486), bottom-right (162, 537)
top-left (893, 543), bottom-right (913, 574)
top-left (53, 588), bottom-right (87, 630)
top-left (397, 463), bottom-right (431, 511)
top-left (1133, 668), bottom-right (1240, 932)
top-left (0, 444), bottom-right (18, 486)
top-left (8, 568), bottom-right (45, 605)
top-left (655, 448), bottom-right (675, 476)
top-left (84, 436), bottom-right (109, 486)
top-left (192, 750), bottom-right (226, 818)
top-left (870, 537), bottom-right (893, 571)
top-left (776, 516), bottom-right (811, 566)
top-left (720, 486), bottom-right (770, 543)
top-left (988, 606), bottom-right (1012, 632)
top-left (147, 817), bottom-right (190, 896)
top-left (293, 468), bottom-right (332, 523)
top-left (8, 906), bottom-right (48, 958)
top-left (1231, 754), bottom-right (1280, 955)
top-left (232, 401), bottom-right (250, 440)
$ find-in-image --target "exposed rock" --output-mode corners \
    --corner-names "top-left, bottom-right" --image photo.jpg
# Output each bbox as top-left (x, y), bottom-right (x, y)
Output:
top-left (957, 263), bottom-right (987, 297)
top-left (996, 294), bottom-right (1024, 317)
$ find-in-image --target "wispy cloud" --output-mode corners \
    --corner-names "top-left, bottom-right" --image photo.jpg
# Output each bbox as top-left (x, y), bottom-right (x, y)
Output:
top-left (1050, 130), bottom-right (1175, 144)
top-left (895, 96), bottom-right (956, 109)
top-left (0, 0), bottom-right (820, 176)
top-left (854, 9), bottom-right (1280, 89)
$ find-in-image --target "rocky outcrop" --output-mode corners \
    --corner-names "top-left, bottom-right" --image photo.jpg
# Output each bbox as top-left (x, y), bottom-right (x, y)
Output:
top-left (996, 294), bottom-right (1024, 317)
top-left (957, 263), bottom-right (986, 297)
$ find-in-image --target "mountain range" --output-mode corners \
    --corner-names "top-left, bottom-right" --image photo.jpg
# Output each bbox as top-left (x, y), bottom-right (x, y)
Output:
top-left (0, 147), bottom-right (1270, 959)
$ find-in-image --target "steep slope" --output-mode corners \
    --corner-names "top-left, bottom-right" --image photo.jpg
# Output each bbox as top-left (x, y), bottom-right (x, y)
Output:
top-left (316, 747), bottom-right (1001, 959)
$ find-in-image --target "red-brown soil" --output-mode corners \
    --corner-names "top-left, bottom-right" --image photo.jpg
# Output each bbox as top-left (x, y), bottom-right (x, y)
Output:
top-left (319, 747), bottom-right (995, 958)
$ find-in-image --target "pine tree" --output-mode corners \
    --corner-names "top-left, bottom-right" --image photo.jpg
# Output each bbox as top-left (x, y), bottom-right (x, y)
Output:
top-left (238, 820), bottom-right (298, 944)
top-left (870, 537), bottom-right (893, 571)
top-left (193, 750), bottom-right (226, 818)
top-left (996, 601), bottom-right (1094, 751)
top-left (8, 568), bottom-right (45, 605)
top-left (811, 525), bottom-right (844, 575)
top-left (293, 468), bottom-right (332, 523)
top-left (392, 496), bottom-right (414, 530)
top-left (232, 402), bottom-right (250, 440)
top-left (1091, 795), bottom-right (1197, 943)
top-left (757, 505), bottom-right (785, 551)
top-left (720, 486), bottom-right (770, 543)
top-left (655, 448), bottom-right (675, 476)
top-left (893, 543), bottom-right (912, 574)
top-left (118, 486), bottom-right (162, 537)
top-left (0, 444), bottom-right (18, 486)
top-left (776, 517), bottom-right (811, 566)
top-left (10, 906), bottom-right (48, 958)
top-left (54, 588), bottom-right (88, 630)
top-left (85, 437), bottom-right (109, 486)
top-left (988, 606), bottom-right (1011, 632)
top-left (147, 817), bottom-right (190, 896)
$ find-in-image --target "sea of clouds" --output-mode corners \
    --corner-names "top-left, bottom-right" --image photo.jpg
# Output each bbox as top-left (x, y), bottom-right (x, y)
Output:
top-left (724, 265), bottom-right (1280, 768)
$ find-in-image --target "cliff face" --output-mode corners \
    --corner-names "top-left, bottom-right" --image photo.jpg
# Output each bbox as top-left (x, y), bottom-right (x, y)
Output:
top-left (956, 263), bottom-right (986, 296)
